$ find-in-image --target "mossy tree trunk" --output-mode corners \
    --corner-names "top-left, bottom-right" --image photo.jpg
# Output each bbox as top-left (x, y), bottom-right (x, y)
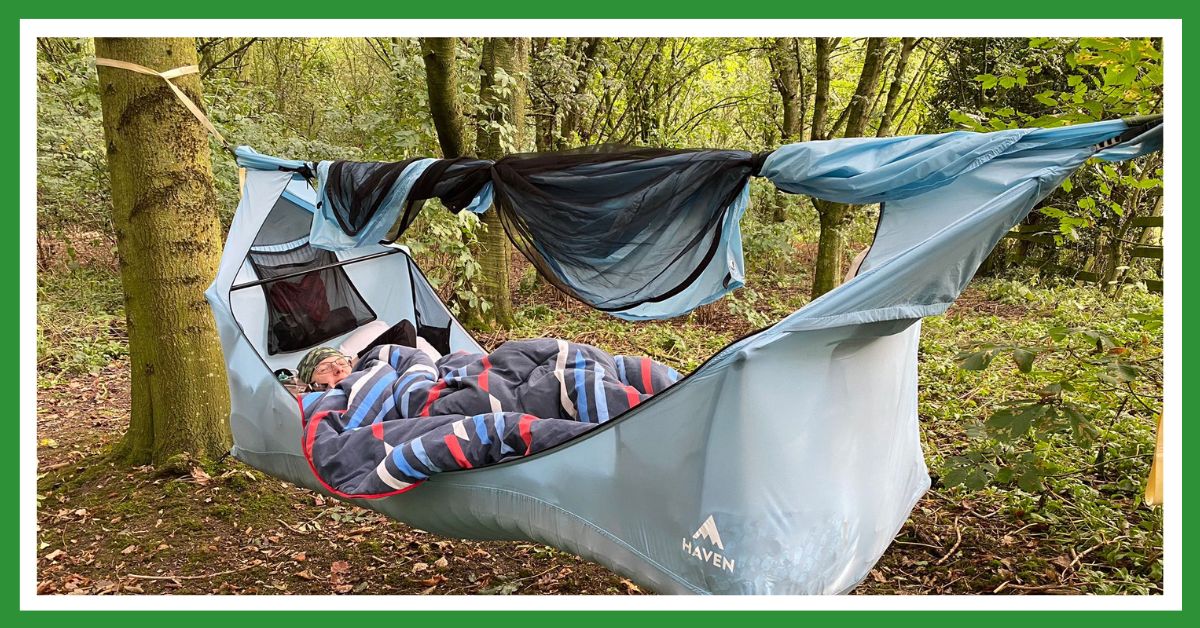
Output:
top-left (768, 37), bottom-right (803, 223)
top-left (419, 37), bottom-right (468, 159)
top-left (467, 37), bottom-right (529, 330)
top-left (94, 37), bottom-right (231, 468)
top-left (809, 37), bottom-right (886, 298)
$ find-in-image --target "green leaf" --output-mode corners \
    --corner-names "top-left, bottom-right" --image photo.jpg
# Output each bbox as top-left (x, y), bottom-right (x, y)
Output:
top-left (958, 349), bottom-right (996, 371)
top-left (942, 465), bottom-right (970, 488)
top-left (998, 76), bottom-right (1016, 89)
top-left (1012, 349), bottom-right (1036, 373)
top-left (1109, 363), bottom-right (1140, 382)
top-left (1062, 405), bottom-right (1099, 444)
top-left (962, 469), bottom-right (990, 491)
top-left (987, 403), bottom-right (1050, 443)
top-left (1017, 468), bottom-right (1044, 492)
top-left (1104, 64), bottom-right (1139, 86)
top-left (1034, 90), bottom-right (1058, 105)
top-left (1067, 74), bottom-right (1084, 86)
top-left (974, 73), bottom-right (998, 89)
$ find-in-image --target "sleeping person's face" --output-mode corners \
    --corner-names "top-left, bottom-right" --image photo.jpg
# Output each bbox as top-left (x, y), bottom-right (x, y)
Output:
top-left (310, 355), bottom-right (352, 390)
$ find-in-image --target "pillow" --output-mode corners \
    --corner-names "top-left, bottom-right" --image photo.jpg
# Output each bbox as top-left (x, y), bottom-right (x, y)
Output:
top-left (338, 320), bottom-right (393, 357)
top-left (415, 336), bottom-right (443, 363)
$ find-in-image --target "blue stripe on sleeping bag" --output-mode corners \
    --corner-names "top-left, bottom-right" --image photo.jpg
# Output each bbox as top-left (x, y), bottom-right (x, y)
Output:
top-left (668, 367), bottom-right (680, 382)
top-left (400, 378), bottom-right (435, 417)
top-left (391, 447), bottom-right (428, 480)
top-left (301, 392), bottom-right (325, 414)
top-left (410, 439), bottom-right (442, 473)
top-left (370, 393), bottom-right (397, 429)
top-left (617, 357), bottom-right (627, 385)
top-left (496, 413), bottom-right (513, 455)
top-left (346, 370), bottom-right (399, 430)
top-left (593, 364), bottom-right (609, 424)
top-left (389, 350), bottom-right (402, 370)
top-left (473, 414), bottom-right (491, 445)
top-left (574, 350), bottom-right (590, 423)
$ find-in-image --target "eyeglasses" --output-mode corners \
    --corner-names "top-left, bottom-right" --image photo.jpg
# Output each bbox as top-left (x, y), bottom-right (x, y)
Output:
top-left (312, 356), bottom-right (350, 377)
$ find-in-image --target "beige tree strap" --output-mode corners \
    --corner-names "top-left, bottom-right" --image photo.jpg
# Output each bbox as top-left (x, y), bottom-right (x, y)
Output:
top-left (95, 57), bottom-right (230, 150)
top-left (1144, 413), bottom-right (1163, 507)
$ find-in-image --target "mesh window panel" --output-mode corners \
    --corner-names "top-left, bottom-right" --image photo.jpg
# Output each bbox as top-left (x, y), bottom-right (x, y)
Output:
top-left (248, 241), bottom-right (376, 354)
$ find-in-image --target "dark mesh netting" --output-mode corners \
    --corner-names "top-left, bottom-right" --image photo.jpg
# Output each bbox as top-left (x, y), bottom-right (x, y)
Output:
top-left (408, 157), bottom-right (493, 213)
top-left (423, 147), bottom-right (767, 313)
top-left (247, 242), bottom-right (376, 354)
top-left (489, 148), bottom-right (765, 312)
top-left (321, 158), bottom-right (422, 236)
top-left (319, 147), bottom-right (768, 315)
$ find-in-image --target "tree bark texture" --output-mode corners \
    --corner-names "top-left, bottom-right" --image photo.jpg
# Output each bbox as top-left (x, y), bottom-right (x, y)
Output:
top-left (420, 37), bottom-right (468, 159)
top-left (94, 37), bottom-right (231, 467)
top-left (469, 37), bottom-right (529, 330)
top-left (770, 37), bottom-right (803, 223)
top-left (810, 38), bottom-right (887, 299)
top-left (876, 38), bottom-right (917, 138)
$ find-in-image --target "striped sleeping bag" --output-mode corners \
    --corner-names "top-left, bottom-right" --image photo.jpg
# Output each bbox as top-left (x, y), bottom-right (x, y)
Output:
top-left (301, 339), bottom-right (681, 497)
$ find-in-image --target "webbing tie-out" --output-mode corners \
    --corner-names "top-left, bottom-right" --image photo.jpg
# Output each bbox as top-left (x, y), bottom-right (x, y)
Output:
top-left (94, 58), bottom-right (231, 151)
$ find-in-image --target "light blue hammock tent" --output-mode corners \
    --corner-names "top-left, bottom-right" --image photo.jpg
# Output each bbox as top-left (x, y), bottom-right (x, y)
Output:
top-left (206, 117), bottom-right (1161, 595)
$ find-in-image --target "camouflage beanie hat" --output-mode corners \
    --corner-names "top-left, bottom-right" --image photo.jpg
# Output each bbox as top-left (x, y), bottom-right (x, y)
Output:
top-left (298, 346), bottom-right (343, 384)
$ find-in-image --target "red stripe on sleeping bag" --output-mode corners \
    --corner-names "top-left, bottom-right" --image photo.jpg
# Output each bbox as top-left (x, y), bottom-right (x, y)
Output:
top-left (479, 356), bottom-right (492, 393)
top-left (443, 434), bottom-right (473, 469)
top-left (419, 381), bottom-right (447, 417)
top-left (624, 385), bottom-right (642, 409)
top-left (518, 414), bottom-right (536, 455)
top-left (372, 420), bottom-right (384, 440)
top-left (302, 410), bottom-right (422, 499)
top-left (641, 358), bottom-right (654, 394)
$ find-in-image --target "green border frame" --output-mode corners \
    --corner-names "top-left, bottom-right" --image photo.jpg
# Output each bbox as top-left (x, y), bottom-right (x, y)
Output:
top-left (13, 2), bottom-right (1188, 623)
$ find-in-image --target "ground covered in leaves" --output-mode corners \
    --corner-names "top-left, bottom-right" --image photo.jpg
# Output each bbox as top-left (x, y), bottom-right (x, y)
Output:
top-left (36, 230), bottom-right (1163, 596)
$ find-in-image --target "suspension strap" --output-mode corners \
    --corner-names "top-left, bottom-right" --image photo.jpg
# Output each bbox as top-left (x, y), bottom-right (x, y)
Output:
top-left (95, 58), bottom-right (231, 152)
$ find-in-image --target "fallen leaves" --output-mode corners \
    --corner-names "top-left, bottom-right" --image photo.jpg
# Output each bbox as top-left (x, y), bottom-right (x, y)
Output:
top-left (190, 467), bottom-right (212, 486)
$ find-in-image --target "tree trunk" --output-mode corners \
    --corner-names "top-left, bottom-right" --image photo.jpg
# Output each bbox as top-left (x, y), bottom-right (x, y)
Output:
top-left (558, 37), bottom-right (603, 148)
top-left (771, 37), bottom-right (803, 142)
top-left (419, 37), bottom-right (468, 159)
top-left (769, 37), bottom-right (803, 223)
top-left (469, 37), bottom-right (529, 330)
top-left (876, 38), bottom-right (916, 137)
top-left (843, 38), bottom-right (887, 138)
top-left (811, 200), bottom-right (852, 297)
top-left (810, 37), bottom-right (838, 141)
top-left (94, 37), bottom-right (231, 468)
top-left (808, 38), bottom-right (887, 299)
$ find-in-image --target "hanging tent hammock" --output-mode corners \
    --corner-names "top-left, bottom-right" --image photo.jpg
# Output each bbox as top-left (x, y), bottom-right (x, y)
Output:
top-left (206, 116), bottom-right (1161, 595)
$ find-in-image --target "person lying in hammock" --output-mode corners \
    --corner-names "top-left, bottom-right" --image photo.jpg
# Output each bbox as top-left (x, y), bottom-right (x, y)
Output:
top-left (297, 338), bottom-right (681, 496)
top-left (293, 319), bottom-right (440, 392)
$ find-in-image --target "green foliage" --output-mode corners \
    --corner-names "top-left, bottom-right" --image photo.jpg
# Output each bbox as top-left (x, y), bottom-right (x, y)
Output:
top-left (37, 266), bottom-right (127, 380)
top-left (941, 38), bottom-right (1163, 284)
top-left (943, 285), bottom-right (1160, 494)
top-left (401, 204), bottom-right (490, 319)
top-left (37, 39), bottom-right (111, 240)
